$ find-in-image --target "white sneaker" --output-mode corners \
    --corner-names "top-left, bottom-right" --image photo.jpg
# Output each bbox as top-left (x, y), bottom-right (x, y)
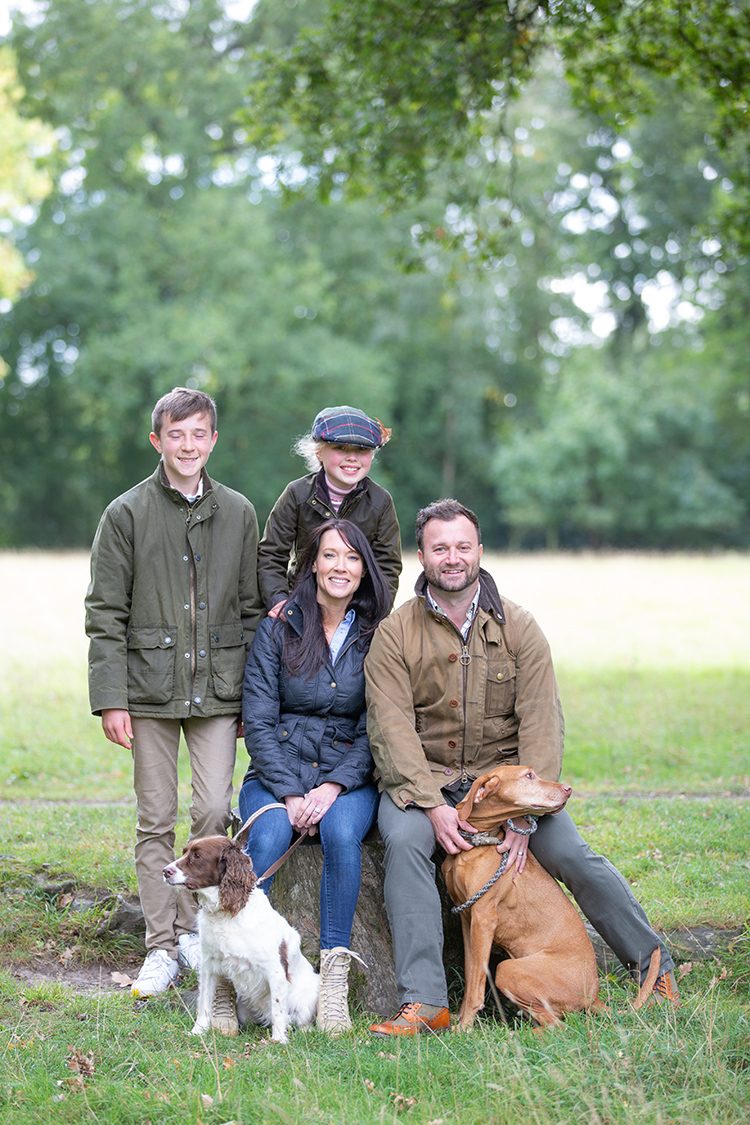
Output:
top-left (177, 932), bottom-right (201, 971)
top-left (131, 949), bottom-right (179, 998)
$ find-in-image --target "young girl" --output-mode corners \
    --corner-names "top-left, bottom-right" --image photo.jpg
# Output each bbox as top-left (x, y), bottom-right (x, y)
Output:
top-left (258, 405), bottom-right (402, 613)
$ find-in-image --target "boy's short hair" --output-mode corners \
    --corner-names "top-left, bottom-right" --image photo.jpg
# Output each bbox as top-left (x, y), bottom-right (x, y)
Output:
top-left (151, 387), bottom-right (217, 436)
top-left (415, 499), bottom-right (482, 551)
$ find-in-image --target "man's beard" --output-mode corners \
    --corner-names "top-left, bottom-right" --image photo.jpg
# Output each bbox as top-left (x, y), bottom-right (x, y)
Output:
top-left (423, 559), bottom-right (480, 594)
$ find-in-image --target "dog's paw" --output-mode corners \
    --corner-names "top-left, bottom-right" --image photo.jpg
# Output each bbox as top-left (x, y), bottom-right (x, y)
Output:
top-left (190, 1021), bottom-right (210, 1036)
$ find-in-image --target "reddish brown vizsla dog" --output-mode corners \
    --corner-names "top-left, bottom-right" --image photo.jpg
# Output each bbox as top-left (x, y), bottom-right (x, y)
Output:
top-left (443, 766), bottom-right (605, 1029)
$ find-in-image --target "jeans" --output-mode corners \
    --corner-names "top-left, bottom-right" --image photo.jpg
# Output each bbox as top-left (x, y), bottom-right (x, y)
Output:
top-left (238, 777), bottom-right (378, 949)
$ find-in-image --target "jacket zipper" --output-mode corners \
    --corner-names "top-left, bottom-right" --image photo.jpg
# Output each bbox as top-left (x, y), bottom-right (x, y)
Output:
top-left (185, 506), bottom-right (198, 695)
top-left (436, 613), bottom-right (473, 785)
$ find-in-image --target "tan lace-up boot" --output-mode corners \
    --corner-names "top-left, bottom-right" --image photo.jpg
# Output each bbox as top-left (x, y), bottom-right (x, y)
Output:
top-left (317, 947), bottom-right (366, 1034)
top-left (210, 978), bottom-right (239, 1035)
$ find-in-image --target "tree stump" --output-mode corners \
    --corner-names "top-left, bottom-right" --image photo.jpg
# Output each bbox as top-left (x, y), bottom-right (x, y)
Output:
top-left (267, 838), bottom-right (468, 1018)
top-left (268, 839), bottom-right (398, 1016)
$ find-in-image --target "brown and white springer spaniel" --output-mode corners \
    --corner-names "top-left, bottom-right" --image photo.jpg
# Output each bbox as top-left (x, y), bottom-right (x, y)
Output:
top-left (163, 835), bottom-right (319, 1043)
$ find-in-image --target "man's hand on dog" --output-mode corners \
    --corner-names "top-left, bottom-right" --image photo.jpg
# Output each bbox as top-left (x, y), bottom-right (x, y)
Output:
top-left (426, 804), bottom-right (476, 854)
top-left (496, 821), bottom-right (530, 875)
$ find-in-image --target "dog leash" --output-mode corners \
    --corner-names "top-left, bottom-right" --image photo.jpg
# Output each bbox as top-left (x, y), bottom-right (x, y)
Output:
top-left (451, 815), bottom-right (538, 914)
top-left (233, 802), bottom-right (311, 886)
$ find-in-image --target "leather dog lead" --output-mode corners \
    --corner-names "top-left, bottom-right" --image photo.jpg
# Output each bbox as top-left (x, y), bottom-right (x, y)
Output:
top-left (233, 802), bottom-right (311, 885)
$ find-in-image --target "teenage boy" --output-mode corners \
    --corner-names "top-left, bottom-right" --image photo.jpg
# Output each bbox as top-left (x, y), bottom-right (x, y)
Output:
top-left (85, 387), bottom-right (262, 997)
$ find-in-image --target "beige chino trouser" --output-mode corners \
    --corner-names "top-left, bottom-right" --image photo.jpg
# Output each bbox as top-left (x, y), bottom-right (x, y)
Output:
top-left (130, 715), bottom-right (238, 954)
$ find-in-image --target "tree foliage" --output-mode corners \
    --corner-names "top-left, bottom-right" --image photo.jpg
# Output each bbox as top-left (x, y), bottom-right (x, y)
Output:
top-left (0, 48), bottom-right (54, 308)
top-left (240, 0), bottom-right (750, 251)
top-left (0, 0), bottom-right (748, 550)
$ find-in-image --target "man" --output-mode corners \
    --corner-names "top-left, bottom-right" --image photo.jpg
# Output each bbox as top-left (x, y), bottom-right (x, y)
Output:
top-left (364, 498), bottom-right (678, 1035)
top-left (85, 387), bottom-right (262, 998)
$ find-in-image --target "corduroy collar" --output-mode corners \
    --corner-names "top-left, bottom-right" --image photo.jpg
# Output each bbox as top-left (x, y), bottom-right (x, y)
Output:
top-left (414, 566), bottom-right (506, 623)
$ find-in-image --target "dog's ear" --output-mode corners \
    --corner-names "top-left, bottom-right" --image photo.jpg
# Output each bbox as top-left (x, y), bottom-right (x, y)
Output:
top-left (473, 776), bottom-right (500, 804)
top-left (456, 772), bottom-right (493, 817)
top-left (218, 842), bottom-right (257, 916)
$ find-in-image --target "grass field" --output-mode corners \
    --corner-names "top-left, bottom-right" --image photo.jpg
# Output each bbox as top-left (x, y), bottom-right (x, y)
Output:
top-left (1, 549), bottom-right (748, 1124)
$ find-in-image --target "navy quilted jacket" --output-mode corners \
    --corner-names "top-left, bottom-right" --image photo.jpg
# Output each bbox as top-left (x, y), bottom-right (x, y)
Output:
top-left (242, 601), bottom-right (374, 800)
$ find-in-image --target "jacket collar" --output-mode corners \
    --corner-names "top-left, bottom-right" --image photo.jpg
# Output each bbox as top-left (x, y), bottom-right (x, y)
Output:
top-left (314, 466), bottom-right (369, 505)
top-left (280, 597), bottom-right (361, 639)
top-left (414, 567), bottom-right (506, 624)
top-left (157, 463), bottom-right (214, 505)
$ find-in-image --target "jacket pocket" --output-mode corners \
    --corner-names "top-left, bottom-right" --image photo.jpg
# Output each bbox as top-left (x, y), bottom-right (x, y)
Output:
top-left (485, 659), bottom-right (516, 716)
top-left (127, 625), bottom-right (177, 704)
top-left (210, 621), bottom-right (247, 701)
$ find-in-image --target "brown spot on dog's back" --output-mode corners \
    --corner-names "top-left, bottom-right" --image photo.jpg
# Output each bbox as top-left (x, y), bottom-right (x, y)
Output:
top-left (279, 939), bottom-right (291, 982)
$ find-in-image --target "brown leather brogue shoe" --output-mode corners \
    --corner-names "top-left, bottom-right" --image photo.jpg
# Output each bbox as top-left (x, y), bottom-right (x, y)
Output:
top-left (644, 969), bottom-right (681, 1008)
top-left (369, 1002), bottom-right (451, 1037)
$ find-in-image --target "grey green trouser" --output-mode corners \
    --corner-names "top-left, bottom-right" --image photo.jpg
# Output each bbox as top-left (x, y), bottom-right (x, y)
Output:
top-left (378, 788), bottom-right (675, 1007)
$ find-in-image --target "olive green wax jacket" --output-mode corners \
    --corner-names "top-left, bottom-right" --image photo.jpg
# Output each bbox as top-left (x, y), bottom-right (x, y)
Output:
top-left (85, 464), bottom-right (262, 719)
top-left (257, 469), bottom-right (402, 611)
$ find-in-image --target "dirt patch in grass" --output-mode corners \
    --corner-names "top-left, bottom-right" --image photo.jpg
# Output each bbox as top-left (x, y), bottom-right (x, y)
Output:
top-left (8, 958), bottom-right (137, 993)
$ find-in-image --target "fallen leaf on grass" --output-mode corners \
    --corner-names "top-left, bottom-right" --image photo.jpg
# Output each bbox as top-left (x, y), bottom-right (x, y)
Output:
top-left (364, 1080), bottom-right (375, 1092)
top-left (67, 1048), bottom-right (95, 1078)
top-left (110, 971), bottom-right (133, 988)
top-left (200, 1095), bottom-right (214, 1108)
top-left (392, 1093), bottom-right (418, 1111)
top-left (376, 1051), bottom-right (397, 1060)
top-left (677, 962), bottom-right (695, 980)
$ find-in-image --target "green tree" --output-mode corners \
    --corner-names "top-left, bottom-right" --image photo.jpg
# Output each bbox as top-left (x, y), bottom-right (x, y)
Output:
top-left (240, 0), bottom-right (750, 250)
top-left (495, 359), bottom-right (746, 549)
top-left (0, 48), bottom-right (53, 316)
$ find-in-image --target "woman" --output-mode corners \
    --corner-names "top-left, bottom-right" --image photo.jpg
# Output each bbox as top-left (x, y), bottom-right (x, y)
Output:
top-left (239, 518), bottom-right (391, 1033)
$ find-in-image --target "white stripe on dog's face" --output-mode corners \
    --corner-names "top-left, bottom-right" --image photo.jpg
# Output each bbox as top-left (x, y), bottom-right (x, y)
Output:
top-left (163, 860), bottom-right (189, 886)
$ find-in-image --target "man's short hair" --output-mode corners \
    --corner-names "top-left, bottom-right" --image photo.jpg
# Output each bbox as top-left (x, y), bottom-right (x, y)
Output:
top-left (415, 499), bottom-right (482, 551)
top-left (151, 387), bottom-right (217, 436)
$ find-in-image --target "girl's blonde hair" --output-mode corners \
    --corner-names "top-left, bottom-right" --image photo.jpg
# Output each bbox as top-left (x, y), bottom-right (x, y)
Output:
top-left (292, 433), bottom-right (378, 474)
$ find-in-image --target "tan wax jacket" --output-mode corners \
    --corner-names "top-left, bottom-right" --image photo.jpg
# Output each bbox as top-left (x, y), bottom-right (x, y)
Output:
top-left (364, 569), bottom-right (564, 810)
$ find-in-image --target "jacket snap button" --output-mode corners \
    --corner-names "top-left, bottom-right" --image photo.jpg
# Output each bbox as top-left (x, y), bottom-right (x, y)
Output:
top-left (448, 653), bottom-right (458, 662)
top-left (282, 730), bottom-right (288, 736)
top-left (331, 681), bottom-right (337, 688)
top-left (312, 761), bottom-right (318, 768)
top-left (448, 741), bottom-right (456, 749)
top-left (497, 672), bottom-right (503, 680)
top-left (164, 635), bottom-right (172, 643)
top-left (333, 740), bottom-right (339, 747)
top-left (444, 767), bottom-right (453, 775)
top-left (449, 699), bottom-right (458, 707)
